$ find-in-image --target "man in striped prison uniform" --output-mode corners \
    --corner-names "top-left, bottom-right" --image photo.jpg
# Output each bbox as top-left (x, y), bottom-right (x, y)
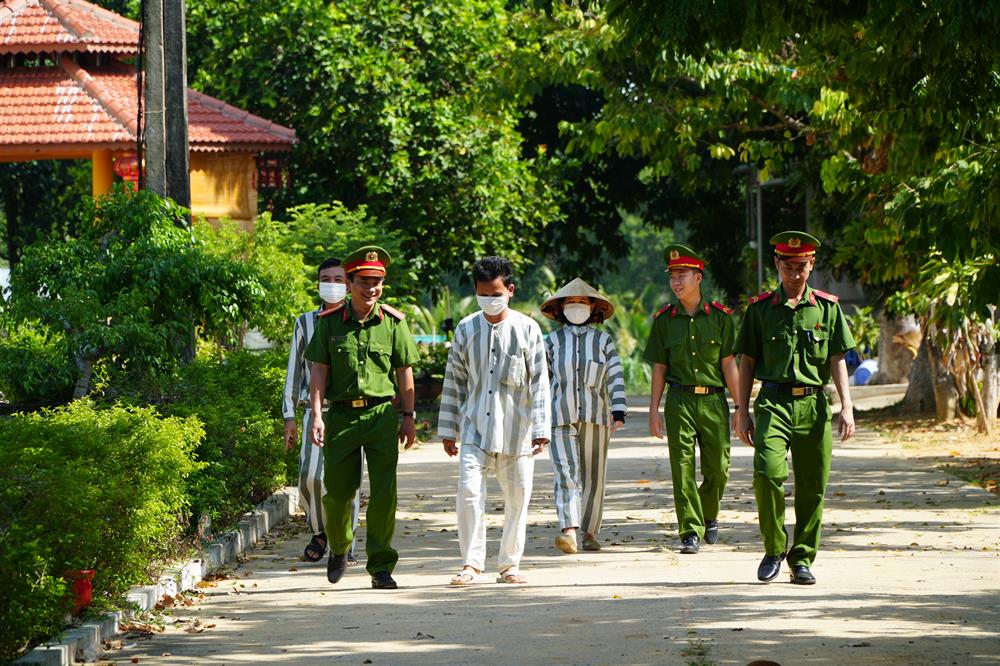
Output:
top-left (438, 256), bottom-right (551, 586)
top-left (644, 244), bottom-right (740, 556)
top-left (540, 278), bottom-right (627, 555)
top-left (282, 258), bottom-right (361, 565)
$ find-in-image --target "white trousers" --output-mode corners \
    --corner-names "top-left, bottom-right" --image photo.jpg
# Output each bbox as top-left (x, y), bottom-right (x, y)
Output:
top-left (550, 422), bottom-right (610, 535)
top-left (300, 409), bottom-right (361, 555)
top-left (457, 444), bottom-right (534, 575)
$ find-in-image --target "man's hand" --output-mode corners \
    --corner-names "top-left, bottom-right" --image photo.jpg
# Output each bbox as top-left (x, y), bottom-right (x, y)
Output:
top-left (531, 438), bottom-right (549, 456)
top-left (311, 416), bottom-right (325, 448)
top-left (838, 403), bottom-right (856, 442)
top-left (283, 419), bottom-right (298, 451)
top-left (443, 438), bottom-right (458, 457)
top-left (399, 415), bottom-right (417, 450)
top-left (736, 408), bottom-right (754, 447)
top-left (648, 411), bottom-right (664, 439)
top-left (610, 420), bottom-right (624, 434)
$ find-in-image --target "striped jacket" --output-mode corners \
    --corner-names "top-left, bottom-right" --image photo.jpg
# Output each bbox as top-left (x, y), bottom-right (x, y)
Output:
top-left (546, 325), bottom-right (628, 428)
top-left (282, 308), bottom-right (322, 420)
top-left (437, 310), bottom-right (551, 456)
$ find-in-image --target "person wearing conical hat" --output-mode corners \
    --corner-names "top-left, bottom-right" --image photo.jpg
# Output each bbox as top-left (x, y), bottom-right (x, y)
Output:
top-left (643, 243), bottom-right (740, 555)
top-left (734, 231), bottom-right (856, 585)
top-left (305, 245), bottom-right (420, 591)
top-left (540, 278), bottom-right (627, 554)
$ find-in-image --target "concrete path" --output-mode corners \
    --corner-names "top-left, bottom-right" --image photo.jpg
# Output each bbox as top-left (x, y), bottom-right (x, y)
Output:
top-left (113, 398), bottom-right (999, 665)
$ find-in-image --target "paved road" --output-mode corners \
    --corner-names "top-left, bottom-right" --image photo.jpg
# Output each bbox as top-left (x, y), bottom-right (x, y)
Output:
top-left (114, 398), bottom-right (1000, 665)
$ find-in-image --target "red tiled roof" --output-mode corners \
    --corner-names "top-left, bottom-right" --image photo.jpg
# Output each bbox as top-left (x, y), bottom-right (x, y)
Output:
top-left (0, 59), bottom-right (296, 155)
top-left (0, 0), bottom-right (139, 54)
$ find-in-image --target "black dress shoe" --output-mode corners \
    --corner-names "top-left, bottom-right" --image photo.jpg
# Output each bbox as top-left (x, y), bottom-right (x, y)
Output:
top-left (704, 520), bottom-right (720, 545)
top-left (371, 571), bottom-right (398, 589)
top-left (790, 564), bottom-right (816, 585)
top-left (757, 551), bottom-right (786, 582)
top-left (327, 553), bottom-right (348, 584)
top-left (680, 533), bottom-right (700, 554)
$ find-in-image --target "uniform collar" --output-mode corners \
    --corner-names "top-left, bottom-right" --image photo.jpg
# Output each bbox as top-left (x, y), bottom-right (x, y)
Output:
top-left (344, 299), bottom-right (384, 323)
top-left (672, 299), bottom-right (709, 317)
top-left (774, 283), bottom-right (816, 308)
top-left (567, 324), bottom-right (591, 336)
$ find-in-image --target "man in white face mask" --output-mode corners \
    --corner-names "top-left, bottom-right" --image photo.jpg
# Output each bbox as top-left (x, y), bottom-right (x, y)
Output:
top-left (438, 256), bottom-right (551, 585)
top-left (282, 258), bottom-right (361, 565)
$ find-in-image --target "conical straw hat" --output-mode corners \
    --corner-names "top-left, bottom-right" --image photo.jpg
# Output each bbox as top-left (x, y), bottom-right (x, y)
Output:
top-left (540, 277), bottom-right (615, 321)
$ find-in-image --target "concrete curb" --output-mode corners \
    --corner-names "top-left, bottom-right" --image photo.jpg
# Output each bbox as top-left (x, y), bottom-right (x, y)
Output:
top-left (16, 488), bottom-right (298, 665)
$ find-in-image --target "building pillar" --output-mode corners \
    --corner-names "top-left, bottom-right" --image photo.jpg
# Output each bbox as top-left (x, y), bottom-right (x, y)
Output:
top-left (92, 149), bottom-right (114, 196)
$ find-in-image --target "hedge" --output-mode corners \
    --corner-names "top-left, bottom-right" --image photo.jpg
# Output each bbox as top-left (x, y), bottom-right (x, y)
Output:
top-left (0, 400), bottom-right (203, 660)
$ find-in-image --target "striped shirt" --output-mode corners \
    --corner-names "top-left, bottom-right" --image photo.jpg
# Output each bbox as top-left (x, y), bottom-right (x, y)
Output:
top-left (546, 325), bottom-right (628, 428)
top-left (437, 310), bottom-right (551, 456)
top-left (282, 308), bottom-right (322, 420)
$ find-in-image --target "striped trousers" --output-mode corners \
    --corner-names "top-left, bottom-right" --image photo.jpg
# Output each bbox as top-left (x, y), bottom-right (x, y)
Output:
top-left (550, 422), bottom-right (610, 535)
top-left (457, 444), bottom-right (534, 575)
top-left (300, 408), bottom-right (361, 556)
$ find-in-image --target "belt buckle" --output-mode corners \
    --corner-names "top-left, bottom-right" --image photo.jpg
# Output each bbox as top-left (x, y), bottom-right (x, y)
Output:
top-left (350, 398), bottom-right (366, 408)
top-left (791, 387), bottom-right (807, 397)
top-left (693, 386), bottom-right (709, 395)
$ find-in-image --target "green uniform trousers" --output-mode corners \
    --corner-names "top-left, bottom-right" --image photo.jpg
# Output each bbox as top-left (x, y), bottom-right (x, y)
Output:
top-left (323, 401), bottom-right (399, 575)
top-left (665, 389), bottom-right (731, 539)
top-left (752, 389), bottom-right (832, 567)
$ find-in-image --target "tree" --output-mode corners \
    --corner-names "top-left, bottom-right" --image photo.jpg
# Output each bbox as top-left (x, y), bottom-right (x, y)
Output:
top-left (184, 0), bottom-right (562, 275)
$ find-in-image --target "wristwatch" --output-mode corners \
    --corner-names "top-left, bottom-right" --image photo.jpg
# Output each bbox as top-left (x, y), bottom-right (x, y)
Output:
top-left (402, 411), bottom-right (415, 418)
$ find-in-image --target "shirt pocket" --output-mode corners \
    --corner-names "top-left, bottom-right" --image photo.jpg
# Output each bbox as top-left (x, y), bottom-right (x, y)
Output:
top-left (368, 342), bottom-right (392, 374)
top-left (584, 360), bottom-right (606, 388)
top-left (800, 328), bottom-right (829, 364)
top-left (762, 327), bottom-right (794, 370)
top-left (502, 353), bottom-right (526, 387)
top-left (330, 338), bottom-right (356, 371)
top-left (700, 337), bottom-right (722, 366)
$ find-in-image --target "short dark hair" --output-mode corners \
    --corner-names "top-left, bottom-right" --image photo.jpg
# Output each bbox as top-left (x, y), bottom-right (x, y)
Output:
top-left (318, 258), bottom-right (341, 278)
top-left (472, 256), bottom-right (514, 287)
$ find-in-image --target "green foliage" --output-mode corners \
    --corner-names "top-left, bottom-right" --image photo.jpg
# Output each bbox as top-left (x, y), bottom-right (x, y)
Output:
top-left (155, 349), bottom-right (292, 528)
top-left (186, 0), bottom-right (561, 276)
top-left (277, 203), bottom-right (417, 303)
top-left (844, 305), bottom-right (879, 360)
top-left (0, 319), bottom-right (76, 403)
top-left (0, 401), bottom-right (202, 659)
top-left (3, 188), bottom-right (302, 397)
top-left (416, 344), bottom-right (449, 380)
top-left (194, 215), bottom-right (312, 344)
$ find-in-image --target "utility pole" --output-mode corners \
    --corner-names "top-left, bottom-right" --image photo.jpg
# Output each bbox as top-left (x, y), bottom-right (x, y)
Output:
top-left (143, 0), bottom-right (190, 214)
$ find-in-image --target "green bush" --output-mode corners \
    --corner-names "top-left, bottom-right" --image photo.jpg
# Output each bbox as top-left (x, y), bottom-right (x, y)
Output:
top-left (0, 319), bottom-right (76, 404)
top-left (0, 400), bottom-right (203, 660)
top-left (156, 349), bottom-right (292, 529)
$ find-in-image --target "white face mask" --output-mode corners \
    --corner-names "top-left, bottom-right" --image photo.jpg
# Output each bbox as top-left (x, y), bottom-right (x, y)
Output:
top-left (477, 293), bottom-right (509, 316)
top-left (319, 282), bottom-right (347, 304)
top-left (563, 302), bottom-right (592, 325)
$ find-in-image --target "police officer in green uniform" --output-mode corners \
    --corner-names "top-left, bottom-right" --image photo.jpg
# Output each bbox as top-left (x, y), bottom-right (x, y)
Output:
top-left (734, 231), bottom-right (856, 585)
top-left (644, 244), bottom-right (740, 555)
top-left (305, 245), bottom-right (420, 590)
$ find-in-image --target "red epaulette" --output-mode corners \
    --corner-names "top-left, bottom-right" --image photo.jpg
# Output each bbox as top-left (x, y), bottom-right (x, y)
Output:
top-left (318, 302), bottom-right (346, 318)
top-left (379, 303), bottom-right (406, 320)
top-left (746, 290), bottom-right (772, 305)
top-left (653, 304), bottom-right (672, 319)
top-left (711, 300), bottom-right (733, 315)
top-left (812, 289), bottom-right (840, 303)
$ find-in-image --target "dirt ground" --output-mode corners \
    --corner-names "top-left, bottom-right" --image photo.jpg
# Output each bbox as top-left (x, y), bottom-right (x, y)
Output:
top-left (99, 397), bottom-right (999, 666)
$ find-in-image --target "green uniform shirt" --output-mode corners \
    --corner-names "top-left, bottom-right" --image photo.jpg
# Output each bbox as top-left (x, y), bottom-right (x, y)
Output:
top-left (735, 284), bottom-right (855, 386)
top-left (304, 301), bottom-right (420, 401)
top-left (643, 300), bottom-right (736, 387)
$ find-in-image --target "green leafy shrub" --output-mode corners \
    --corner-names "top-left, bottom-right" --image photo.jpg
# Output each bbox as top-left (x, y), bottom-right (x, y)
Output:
top-left (0, 400), bottom-right (203, 659)
top-left (156, 349), bottom-right (291, 529)
top-left (0, 319), bottom-right (76, 404)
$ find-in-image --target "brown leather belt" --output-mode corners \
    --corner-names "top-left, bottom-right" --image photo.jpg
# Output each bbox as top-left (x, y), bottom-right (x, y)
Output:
top-left (331, 396), bottom-right (392, 409)
top-left (762, 382), bottom-right (822, 397)
top-left (669, 382), bottom-right (724, 395)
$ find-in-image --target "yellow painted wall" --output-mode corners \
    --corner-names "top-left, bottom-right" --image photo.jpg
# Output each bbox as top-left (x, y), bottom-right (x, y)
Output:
top-left (189, 153), bottom-right (258, 228)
